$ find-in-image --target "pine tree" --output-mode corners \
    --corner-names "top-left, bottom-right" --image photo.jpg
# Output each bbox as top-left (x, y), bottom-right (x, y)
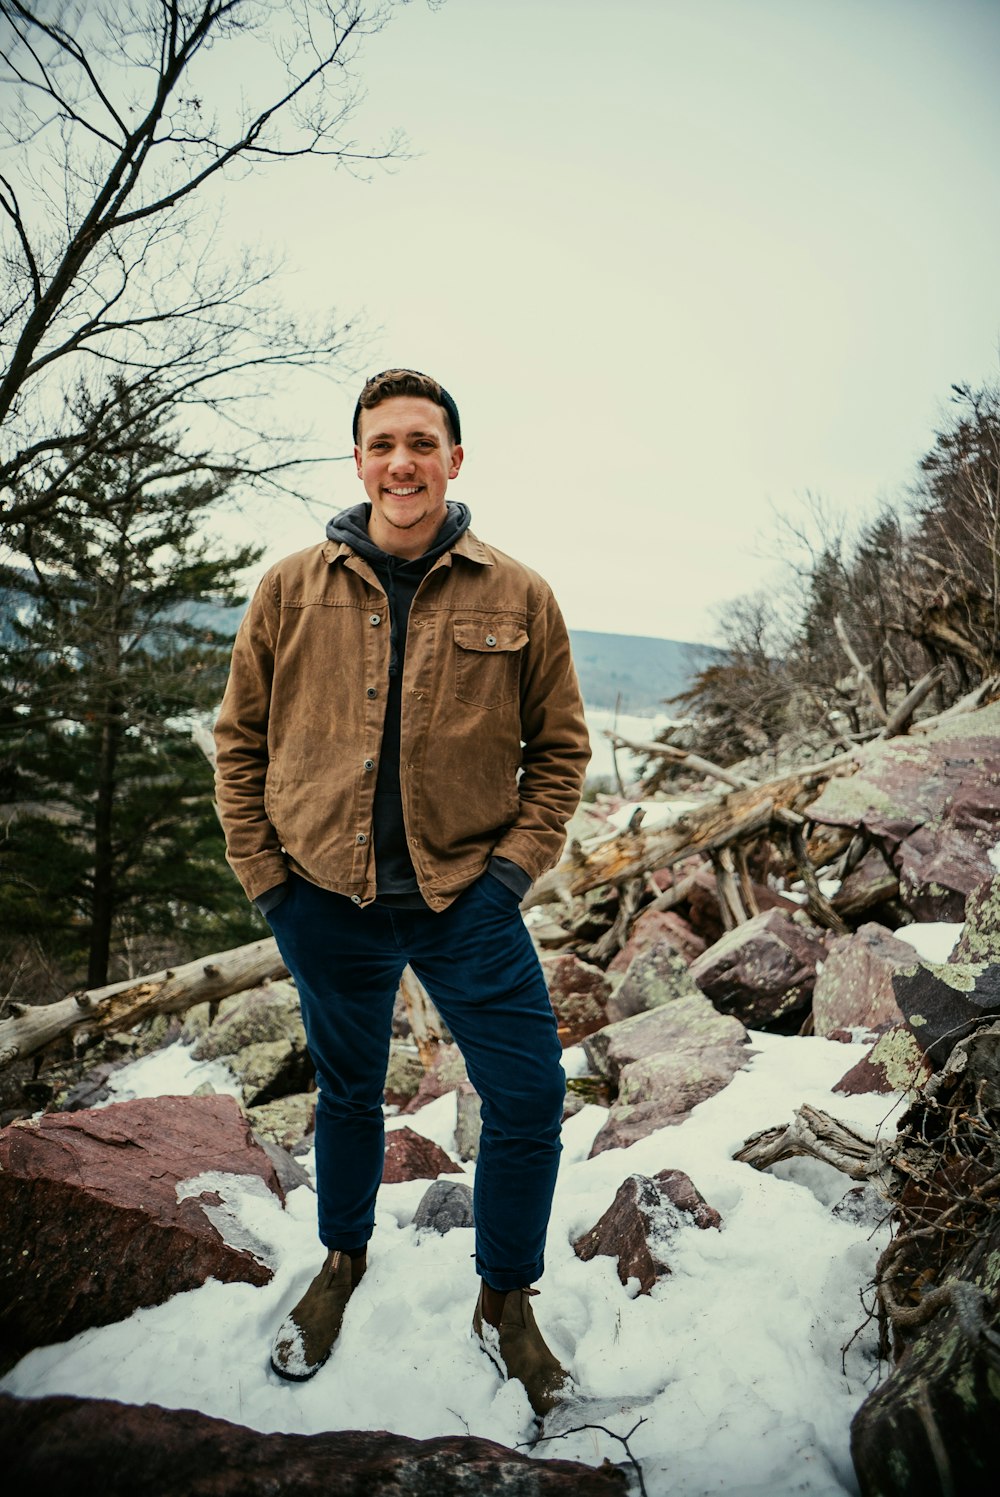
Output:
top-left (0, 382), bottom-right (262, 993)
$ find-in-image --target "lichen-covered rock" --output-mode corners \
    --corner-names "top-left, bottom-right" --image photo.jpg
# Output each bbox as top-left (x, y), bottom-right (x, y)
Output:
top-left (244, 1092), bottom-right (315, 1150)
top-left (412, 1179), bottom-right (476, 1234)
top-left (952, 873), bottom-right (1000, 965)
top-left (190, 982), bottom-right (303, 1059)
top-left (812, 923), bottom-right (916, 1037)
top-left (384, 1044), bottom-right (425, 1107)
top-left (584, 995), bottom-right (752, 1155)
top-left (573, 1169), bottom-right (720, 1293)
top-left (806, 701), bottom-right (1000, 921)
top-left (892, 960), bottom-right (1000, 1066)
top-left (230, 1037), bottom-right (314, 1107)
top-left (608, 909), bottom-right (706, 974)
top-left (688, 908), bottom-right (827, 1026)
top-left (540, 953), bottom-right (612, 1044)
top-left (0, 1096), bottom-right (283, 1373)
top-left (382, 1127), bottom-right (463, 1185)
top-left (605, 941), bottom-right (703, 1024)
top-left (0, 1393), bottom-right (628, 1495)
top-left (832, 1026), bottom-right (932, 1096)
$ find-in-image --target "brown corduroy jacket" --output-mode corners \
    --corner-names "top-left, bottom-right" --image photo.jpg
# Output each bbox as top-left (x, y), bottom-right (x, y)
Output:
top-left (213, 528), bottom-right (590, 911)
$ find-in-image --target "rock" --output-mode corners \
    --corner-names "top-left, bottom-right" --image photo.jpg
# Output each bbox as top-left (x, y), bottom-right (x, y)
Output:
top-left (573, 1169), bottom-right (720, 1293)
top-left (191, 982), bottom-right (303, 1058)
top-left (584, 995), bottom-right (752, 1155)
top-left (688, 908), bottom-right (827, 1026)
top-left (454, 1082), bottom-right (483, 1161)
top-left (831, 1183), bottom-right (887, 1229)
top-left (252, 1136), bottom-right (314, 1196)
top-left (0, 1095), bottom-right (283, 1373)
top-left (244, 1092), bottom-right (315, 1150)
top-left (952, 873), bottom-right (1000, 964)
top-left (812, 922), bottom-right (916, 1037)
top-left (55, 1061), bottom-right (121, 1111)
top-left (540, 953), bottom-right (612, 1045)
top-left (806, 701), bottom-right (1000, 921)
top-left (0, 1392), bottom-right (629, 1495)
top-left (892, 960), bottom-right (1000, 1067)
top-left (384, 1044), bottom-right (426, 1107)
top-left (230, 1037), bottom-right (314, 1107)
top-left (605, 941), bottom-right (703, 1024)
top-left (411, 1179), bottom-right (476, 1233)
top-left (382, 1127), bottom-right (463, 1185)
top-left (608, 909), bottom-right (706, 974)
top-left (832, 1026), bottom-right (932, 1096)
top-left (402, 1044), bottom-right (468, 1114)
top-left (831, 846), bottom-right (899, 919)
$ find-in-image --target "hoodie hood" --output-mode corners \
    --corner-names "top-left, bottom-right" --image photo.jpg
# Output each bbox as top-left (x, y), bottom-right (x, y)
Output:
top-left (325, 500), bottom-right (471, 564)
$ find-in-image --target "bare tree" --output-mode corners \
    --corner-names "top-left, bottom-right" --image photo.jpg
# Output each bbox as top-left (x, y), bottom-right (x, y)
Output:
top-left (0, 0), bottom-right (407, 529)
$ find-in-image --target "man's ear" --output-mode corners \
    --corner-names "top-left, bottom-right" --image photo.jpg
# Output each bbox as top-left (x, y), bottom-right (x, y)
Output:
top-left (449, 444), bottom-right (464, 480)
top-left (354, 445), bottom-right (363, 479)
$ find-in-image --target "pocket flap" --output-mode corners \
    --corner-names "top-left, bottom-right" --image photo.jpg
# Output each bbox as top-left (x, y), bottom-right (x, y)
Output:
top-left (453, 622), bottom-right (528, 653)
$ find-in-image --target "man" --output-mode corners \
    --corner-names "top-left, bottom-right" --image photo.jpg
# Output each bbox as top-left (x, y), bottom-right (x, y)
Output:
top-left (214, 369), bottom-right (590, 1415)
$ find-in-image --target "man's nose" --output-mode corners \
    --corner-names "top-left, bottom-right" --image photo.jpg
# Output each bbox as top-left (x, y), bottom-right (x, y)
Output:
top-left (388, 445), bottom-right (415, 475)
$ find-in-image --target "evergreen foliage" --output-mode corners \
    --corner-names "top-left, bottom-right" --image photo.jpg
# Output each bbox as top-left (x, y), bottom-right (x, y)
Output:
top-left (0, 381), bottom-right (263, 994)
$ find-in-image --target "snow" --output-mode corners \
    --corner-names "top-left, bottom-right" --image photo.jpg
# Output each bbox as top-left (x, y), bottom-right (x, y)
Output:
top-left (989, 840), bottom-right (1000, 874)
top-left (585, 709), bottom-right (690, 786)
top-left (1, 1026), bottom-right (901, 1496)
top-left (892, 921), bottom-right (963, 963)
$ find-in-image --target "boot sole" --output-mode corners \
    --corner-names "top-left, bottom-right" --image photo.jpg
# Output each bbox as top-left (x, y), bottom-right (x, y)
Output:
top-left (269, 1351), bottom-right (330, 1383)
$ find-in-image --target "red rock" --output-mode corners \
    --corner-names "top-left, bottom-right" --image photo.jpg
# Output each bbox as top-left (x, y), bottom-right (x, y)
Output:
top-left (688, 908), bottom-right (828, 1025)
top-left (606, 941), bottom-right (702, 1023)
top-left (0, 1392), bottom-right (628, 1495)
top-left (0, 1095), bottom-right (282, 1373)
top-left (812, 923), bottom-right (916, 1037)
top-left (806, 702), bottom-right (1000, 921)
top-left (381, 1126), bottom-right (463, 1185)
top-left (833, 1026), bottom-right (932, 1096)
top-left (573, 1169), bottom-right (720, 1293)
top-left (608, 909), bottom-right (706, 973)
top-left (540, 953), bottom-right (612, 1045)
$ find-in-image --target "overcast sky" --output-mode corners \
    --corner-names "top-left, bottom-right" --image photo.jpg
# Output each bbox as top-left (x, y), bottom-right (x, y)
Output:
top-left (216, 0), bottom-right (1000, 644)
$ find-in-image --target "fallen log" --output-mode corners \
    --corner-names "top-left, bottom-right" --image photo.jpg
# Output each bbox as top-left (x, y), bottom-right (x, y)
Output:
top-left (0, 938), bottom-right (288, 1073)
top-left (733, 1102), bottom-right (889, 1183)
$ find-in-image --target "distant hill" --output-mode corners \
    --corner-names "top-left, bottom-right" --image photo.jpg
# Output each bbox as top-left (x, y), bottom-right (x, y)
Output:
top-left (569, 629), bottom-right (719, 715)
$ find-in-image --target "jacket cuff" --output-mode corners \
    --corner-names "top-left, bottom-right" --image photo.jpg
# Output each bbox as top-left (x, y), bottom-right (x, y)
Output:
top-left (487, 855), bottom-right (532, 901)
top-left (227, 850), bottom-right (289, 903)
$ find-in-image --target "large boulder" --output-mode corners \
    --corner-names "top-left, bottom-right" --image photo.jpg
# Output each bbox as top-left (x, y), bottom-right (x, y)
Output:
top-left (540, 953), bottom-right (613, 1044)
top-left (584, 995), bottom-right (752, 1156)
top-left (805, 702), bottom-right (1000, 921)
top-left (190, 982), bottom-right (313, 1107)
top-left (0, 1095), bottom-right (283, 1373)
top-left (0, 1393), bottom-right (628, 1495)
top-left (402, 1045), bottom-right (468, 1114)
top-left (412, 1180), bottom-right (476, 1234)
top-left (812, 922), bottom-right (916, 1037)
top-left (688, 908), bottom-right (827, 1026)
top-left (382, 1127), bottom-right (463, 1185)
top-left (892, 960), bottom-right (1000, 1067)
top-left (605, 941), bottom-right (703, 1024)
top-left (244, 1092), bottom-right (315, 1150)
top-left (573, 1169), bottom-right (721, 1293)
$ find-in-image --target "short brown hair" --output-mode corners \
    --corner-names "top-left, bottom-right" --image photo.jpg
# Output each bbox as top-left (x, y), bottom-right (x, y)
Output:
top-left (353, 368), bottom-right (461, 445)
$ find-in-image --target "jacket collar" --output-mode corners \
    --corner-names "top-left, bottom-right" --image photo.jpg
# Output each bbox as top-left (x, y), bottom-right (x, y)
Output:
top-left (321, 527), bottom-right (493, 569)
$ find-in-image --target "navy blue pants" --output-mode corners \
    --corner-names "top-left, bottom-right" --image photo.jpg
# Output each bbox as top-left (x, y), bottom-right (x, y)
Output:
top-left (266, 872), bottom-right (565, 1290)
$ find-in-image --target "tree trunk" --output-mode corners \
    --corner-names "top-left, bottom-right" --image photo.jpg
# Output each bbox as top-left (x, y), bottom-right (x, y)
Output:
top-left (88, 707), bottom-right (122, 988)
top-left (0, 938), bottom-right (288, 1072)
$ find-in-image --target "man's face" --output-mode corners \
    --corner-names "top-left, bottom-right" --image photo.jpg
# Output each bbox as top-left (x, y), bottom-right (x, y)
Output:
top-left (354, 395), bottom-right (463, 559)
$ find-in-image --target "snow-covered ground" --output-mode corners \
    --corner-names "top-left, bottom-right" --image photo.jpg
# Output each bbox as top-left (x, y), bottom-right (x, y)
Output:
top-left (3, 1026), bottom-right (904, 1497)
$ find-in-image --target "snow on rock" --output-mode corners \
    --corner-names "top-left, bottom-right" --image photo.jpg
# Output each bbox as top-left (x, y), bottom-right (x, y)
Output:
top-left (892, 921), bottom-right (963, 964)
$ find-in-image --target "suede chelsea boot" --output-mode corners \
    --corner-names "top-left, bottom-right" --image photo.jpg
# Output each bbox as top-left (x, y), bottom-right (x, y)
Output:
top-left (472, 1283), bottom-right (572, 1416)
top-left (270, 1248), bottom-right (366, 1381)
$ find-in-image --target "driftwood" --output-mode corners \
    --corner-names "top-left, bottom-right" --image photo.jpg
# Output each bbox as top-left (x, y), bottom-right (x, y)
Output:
top-left (733, 1102), bottom-right (887, 1183)
top-left (398, 967), bottom-right (446, 1068)
top-left (604, 731), bottom-right (756, 790)
top-left (0, 938), bottom-right (288, 1072)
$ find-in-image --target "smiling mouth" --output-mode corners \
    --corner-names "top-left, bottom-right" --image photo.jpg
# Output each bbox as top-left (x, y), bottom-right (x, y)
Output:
top-left (383, 486), bottom-right (424, 497)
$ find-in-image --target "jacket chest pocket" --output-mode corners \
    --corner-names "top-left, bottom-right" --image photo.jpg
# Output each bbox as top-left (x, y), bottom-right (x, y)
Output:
top-left (453, 621), bottom-right (528, 709)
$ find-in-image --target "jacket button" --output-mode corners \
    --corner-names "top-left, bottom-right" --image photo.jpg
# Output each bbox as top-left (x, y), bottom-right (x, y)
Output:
top-left (351, 895), bottom-right (362, 905)
top-left (356, 832), bottom-right (368, 844)
top-left (364, 759), bottom-right (375, 771)
top-left (366, 687), bottom-right (377, 698)
top-left (485, 634), bottom-right (497, 647)
top-left (369, 614), bottom-right (381, 626)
